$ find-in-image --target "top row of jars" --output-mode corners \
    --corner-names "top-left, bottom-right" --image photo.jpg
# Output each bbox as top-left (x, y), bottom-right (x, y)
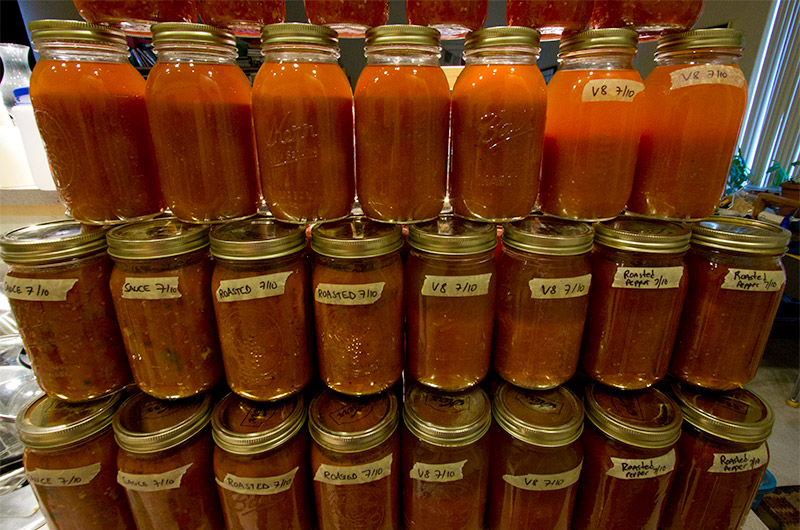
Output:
top-left (71, 0), bottom-right (705, 40)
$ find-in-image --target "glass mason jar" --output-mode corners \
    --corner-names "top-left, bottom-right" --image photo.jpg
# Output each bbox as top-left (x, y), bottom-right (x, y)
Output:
top-left (210, 219), bottom-right (312, 401)
top-left (406, 0), bottom-right (488, 39)
top-left (212, 392), bottom-right (313, 530)
top-left (107, 219), bottom-right (223, 400)
top-left (0, 221), bottom-right (131, 402)
top-left (147, 23), bottom-right (261, 224)
top-left (405, 216), bottom-right (496, 390)
top-left (304, 0), bottom-right (389, 38)
top-left (72, 0), bottom-right (196, 36)
top-left (661, 383), bottom-right (773, 530)
top-left (311, 218), bottom-right (404, 395)
top-left (17, 392), bottom-right (135, 530)
top-left (581, 217), bottom-right (690, 389)
top-left (197, 0), bottom-right (285, 37)
top-left (506, 0), bottom-right (593, 40)
top-left (27, 20), bottom-right (162, 225)
top-left (671, 218), bottom-right (790, 390)
top-left (309, 389), bottom-right (400, 530)
top-left (402, 383), bottom-right (491, 530)
top-left (450, 27), bottom-right (547, 223)
top-left (253, 24), bottom-right (355, 224)
top-left (572, 384), bottom-right (682, 530)
top-left (355, 25), bottom-right (450, 223)
top-left (628, 29), bottom-right (747, 219)
top-left (590, 0), bottom-right (704, 40)
top-left (489, 383), bottom-right (584, 530)
top-left (114, 392), bottom-right (225, 530)
top-left (538, 29), bottom-right (643, 221)
top-left (493, 216), bottom-right (593, 390)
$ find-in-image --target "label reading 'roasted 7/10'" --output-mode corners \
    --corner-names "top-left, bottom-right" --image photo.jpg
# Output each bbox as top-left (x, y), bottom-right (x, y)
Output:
top-left (216, 467), bottom-right (298, 495)
top-left (612, 267), bottom-right (683, 289)
top-left (216, 271), bottom-right (293, 302)
top-left (313, 454), bottom-right (392, 485)
top-left (314, 282), bottom-right (385, 305)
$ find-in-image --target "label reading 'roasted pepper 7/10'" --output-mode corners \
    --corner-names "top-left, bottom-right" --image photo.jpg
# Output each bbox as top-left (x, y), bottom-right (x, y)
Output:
top-left (708, 444), bottom-right (768, 473)
top-left (420, 273), bottom-right (492, 297)
top-left (216, 271), bottom-right (293, 302)
top-left (27, 463), bottom-right (102, 487)
top-left (216, 467), bottom-right (298, 495)
top-left (313, 454), bottom-right (392, 485)
top-left (721, 269), bottom-right (785, 292)
top-left (611, 267), bottom-right (683, 289)
top-left (314, 282), bottom-right (385, 305)
top-left (607, 450), bottom-right (676, 480)
top-left (121, 277), bottom-right (181, 299)
top-left (3, 276), bottom-right (78, 301)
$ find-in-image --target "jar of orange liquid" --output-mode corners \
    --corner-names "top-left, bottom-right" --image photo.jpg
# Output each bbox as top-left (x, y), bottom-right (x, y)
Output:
top-left (406, 0), bottom-right (488, 39)
top-left (28, 20), bottom-right (162, 225)
top-left (72, 0), bottom-right (196, 36)
top-left (304, 0), bottom-right (389, 38)
top-left (590, 0), bottom-right (703, 40)
top-left (628, 29), bottom-right (746, 220)
top-left (147, 23), bottom-right (261, 224)
top-left (197, 0), bottom-right (285, 37)
top-left (538, 29), bottom-right (643, 221)
top-left (355, 25), bottom-right (450, 224)
top-left (506, 0), bottom-right (593, 40)
top-left (450, 27), bottom-right (547, 223)
top-left (253, 24), bottom-right (355, 224)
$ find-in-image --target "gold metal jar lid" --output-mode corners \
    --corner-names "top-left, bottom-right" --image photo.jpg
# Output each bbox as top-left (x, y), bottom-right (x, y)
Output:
top-left (311, 218), bottom-right (402, 259)
top-left (365, 25), bottom-right (441, 48)
top-left (212, 393), bottom-right (306, 455)
top-left (308, 389), bottom-right (398, 453)
top-left (559, 28), bottom-right (639, 55)
top-left (151, 22), bottom-right (236, 48)
top-left (690, 217), bottom-right (790, 255)
top-left (16, 391), bottom-right (126, 450)
top-left (28, 19), bottom-right (127, 48)
top-left (403, 383), bottom-right (491, 447)
top-left (493, 382), bottom-right (584, 448)
top-left (657, 28), bottom-right (744, 54)
top-left (210, 219), bottom-right (305, 261)
top-left (584, 383), bottom-right (682, 449)
top-left (408, 216), bottom-right (497, 255)
top-left (107, 219), bottom-right (209, 260)
top-left (0, 220), bottom-right (107, 265)
top-left (503, 216), bottom-right (593, 256)
top-left (594, 217), bottom-right (691, 254)
top-left (113, 392), bottom-right (213, 454)
top-left (670, 382), bottom-right (773, 444)
top-left (464, 26), bottom-right (541, 51)
top-left (261, 23), bottom-right (339, 48)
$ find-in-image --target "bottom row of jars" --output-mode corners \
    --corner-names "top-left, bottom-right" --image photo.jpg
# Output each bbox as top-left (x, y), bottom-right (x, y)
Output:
top-left (17, 379), bottom-right (772, 530)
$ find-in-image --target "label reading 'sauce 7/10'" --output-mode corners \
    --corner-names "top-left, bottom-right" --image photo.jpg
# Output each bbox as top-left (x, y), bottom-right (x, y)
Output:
top-left (121, 277), bottom-right (181, 299)
top-left (3, 276), bottom-right (79, 301)
top-left (117, 463), bottom-right (193, 491)
top-left (27, 462), bottom-right (102, 487)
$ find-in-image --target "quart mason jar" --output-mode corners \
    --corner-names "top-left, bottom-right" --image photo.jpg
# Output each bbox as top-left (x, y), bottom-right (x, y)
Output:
top-left (27, 20), bottom-right (162, 225)
top-left (506, 0), bottom-right (594, 40)
top-left (197, 0), bottom-right (285, 37)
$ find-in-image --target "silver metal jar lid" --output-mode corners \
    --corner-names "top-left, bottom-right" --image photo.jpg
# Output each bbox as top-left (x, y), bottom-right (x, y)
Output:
top-left (657, 28), bottom-right (743, 54)
top-left (261, 23), bottom-right (339, 49)
top-left (311, 218), bottom-right (402, 259)
top-left (29, 19), bottom-right (128, 48)
top-left (408, 216), bottom-right (497, 255)
top-left (690, 217), bottom-right (790, 255)
top-left (594, 217), bottom-right (691, 254)
top-left (365, 24), bottom-right (441, 48)
top-left (464, 26), bottom-right (541, 51)
top-left (212, 393), bottom-right (306, 455)
top-left (151, 22), bottom-right (237, 48)
top-left (113, 392), bottom-right (213, 454)
top-left (210, 218), bottom-right (305, 261)
top-left (559, 28), bottom-right (639, 55)
top-left (308, 389), bottom-right (398, 453)
top-left (106, 219), bottom-right (209, 260)
top-left (503, 216), bottom-right (594, 256)
top-left (493, 382), bottom-right (583, 448)
top-left (403, 383), bottom-right (491, 447)
top-left (0, 220), bottom-right (107, 265)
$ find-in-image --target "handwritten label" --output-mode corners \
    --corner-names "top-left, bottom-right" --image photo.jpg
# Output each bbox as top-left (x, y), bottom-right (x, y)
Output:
top-left (670, 65), bottom-right (745, 90)
top-left (314, 454), bottom-right (392, 485)
top-left (216, 467), bottom-right (298, 495)
top-left (117, 463), bottom-right (192, 491)
top-left (612, 267), bottom-right (684, 289)
top-left (410, 461), bottom-right (466, 483)
top-left (314, 282), bottom-right (384, 306)
top-left (607, 450), bottom-right (675, 479)
top-left (3, 277), bottom-right (78, 301)
top-left (216, 272), bottom-right (293, 302)
top-left (27, 463), bottom-right (101, 487)
top-left (420, 274), bottom-right (492, 297)
top-left (503, 462), bottom-right (582, 491)
top-left (582, 79), bottom-right (644, 102)
top-left (722, 269), bottom-right (785, 292)
top-left (529, 274), bottom-right (591, 299)
top-left (121, 277), bottom-right (181, 300)
top-left (709, 444), bottom-right (768, 473)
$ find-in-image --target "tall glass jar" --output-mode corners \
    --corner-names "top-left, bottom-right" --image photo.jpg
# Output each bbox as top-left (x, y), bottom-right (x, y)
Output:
top-left (450, 27), bottom-right (547, 223)
top-left (212, 392), bottom-right (313, 530)
top-left (671, 218), bottom-right (790, 389)
top-left (107, 219), bottom-right (223, 400)
top-left (197, 0), bottom-right (285, 37)
top-left (572, 384), bottom-right (682, 530)
top-left (538, 29), bottom-right (643, 221)
top-left (253, 24), bottom-right (355, 224)
top-left (581, 218), bottom-right (690, 389)
top-left (405, 216), bottom-right (496, 390)
top-left (304, 0), bottom-right (389, 38)
top-left (147, 23), bottom-right (261, 224)
top-left (493, 216), bottom-right (593, 389)
top-left (489, 383), bottom-right (584, 530)
top-left (72, 0), bottom-right (196, 36)
top-left (506, 0), bottom-right (593, 40)
top-left (406, 0), bottom-right (488, 39)
top-left (309, 389), bottom-right (400, 530)
top-left (17, 392), bottom-right (135, 530)
top-left (355, 25), bottom-right (450, 223)
top-left (402, 384), bottom-right (491, 530)
top-left (1, 221), bottom-right (131, 402)
top-left (661, 383), bottom-right (773, 530)
top-left (590, 0), bottom-right (704, 40)
top-left (114, 392), bottom-right (225, 530)
top-left (27, 20), bottom-right (162, 225)
top-left (311, 218), bottom-right (404, 395)
top-left (628, 29), bottom-right (747, 219)
top-left (210, 219), bottom-right (312, 401)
